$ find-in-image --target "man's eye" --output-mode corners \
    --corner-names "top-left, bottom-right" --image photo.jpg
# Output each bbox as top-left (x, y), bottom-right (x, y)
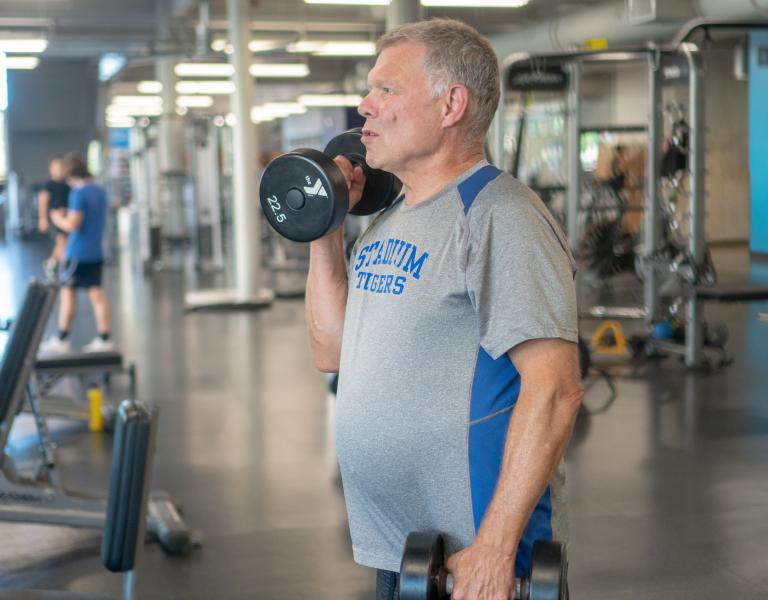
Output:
top-left (382, 87), bottom-right (391, 94)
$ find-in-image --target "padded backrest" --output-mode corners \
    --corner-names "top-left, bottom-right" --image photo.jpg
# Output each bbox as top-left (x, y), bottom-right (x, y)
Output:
top-left (101, 400), bottom-right (153, 573)
top-left (0, 281), bottom-right (56, 452)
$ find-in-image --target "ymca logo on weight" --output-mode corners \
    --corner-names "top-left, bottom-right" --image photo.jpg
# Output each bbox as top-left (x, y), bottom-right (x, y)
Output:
top-left (303, 177), bottom-right (328, 197)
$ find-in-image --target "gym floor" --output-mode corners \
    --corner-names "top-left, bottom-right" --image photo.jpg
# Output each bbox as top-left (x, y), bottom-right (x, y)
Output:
top-left (1, 238), bottom-right (768, 599)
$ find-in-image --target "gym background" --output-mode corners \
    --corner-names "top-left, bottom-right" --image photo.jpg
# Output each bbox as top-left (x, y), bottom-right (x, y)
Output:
top-left (1, 0), bottom-right (768, 598)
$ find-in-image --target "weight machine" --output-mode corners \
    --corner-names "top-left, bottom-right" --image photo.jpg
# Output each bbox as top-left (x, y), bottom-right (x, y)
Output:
top-left (495, 19), bottom-right (768, 368)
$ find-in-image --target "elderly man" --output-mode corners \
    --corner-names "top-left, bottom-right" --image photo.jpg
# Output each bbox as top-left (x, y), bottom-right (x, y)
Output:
top-left (307, 19), bottom-right (583, 600)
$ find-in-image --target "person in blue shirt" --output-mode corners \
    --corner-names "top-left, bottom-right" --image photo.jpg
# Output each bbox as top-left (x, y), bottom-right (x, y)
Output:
top-left (39, 154), bottom-right (114, 355)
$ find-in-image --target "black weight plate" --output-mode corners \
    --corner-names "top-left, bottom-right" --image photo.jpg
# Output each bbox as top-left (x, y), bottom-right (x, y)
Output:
top-left (399, 532), bottom-right (445, 600)
top-left (529, 541), bottom-right (567, 600)
top-left (259, 148), bottom-right (348, 242)
top-left (324, 128), bottom-right (402, 216)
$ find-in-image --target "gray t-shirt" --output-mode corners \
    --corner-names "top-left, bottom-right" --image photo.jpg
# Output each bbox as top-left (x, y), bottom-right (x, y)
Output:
top-left (335, 161), bottom-right (578, 575)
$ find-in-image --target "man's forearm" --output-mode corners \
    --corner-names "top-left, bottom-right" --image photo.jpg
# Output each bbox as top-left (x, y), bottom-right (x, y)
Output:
top-left (306, 228), bottom-right (349, 372)
top-left (475, 381), bottom-right (582, 554)
top-left (38, 192), bottom-right (50, 226)
top-left (50, 212), bottom-right (76, 233)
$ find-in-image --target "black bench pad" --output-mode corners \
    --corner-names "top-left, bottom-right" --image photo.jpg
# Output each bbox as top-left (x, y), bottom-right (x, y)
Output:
top-left (36, 352), bottom-right (123, 373)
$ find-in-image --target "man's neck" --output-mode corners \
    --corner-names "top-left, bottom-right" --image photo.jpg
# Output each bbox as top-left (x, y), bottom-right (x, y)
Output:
top-left (398, 142), bottom-right (485, 206)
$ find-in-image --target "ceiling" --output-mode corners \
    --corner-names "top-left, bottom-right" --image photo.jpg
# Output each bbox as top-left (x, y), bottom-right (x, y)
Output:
top-left (0, 0), bottom-right (608, 60)
top-left (0, 0), bottom-right (607, 117)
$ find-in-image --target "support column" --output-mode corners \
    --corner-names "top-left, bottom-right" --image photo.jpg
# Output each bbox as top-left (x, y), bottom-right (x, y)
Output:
top-left (228, 0), bottom-right (270, 301)
top-left (682, 44), bottom-right (705, 367)
top-left (386, 0), bottom-right (420, 30)
top-left (566, 63), bottom-right (581, 252)
top-left (156, 58), bottom-right (187, 263)
top-left (186, 0), bottom-right (273, 309)
top-left (643, 49), bottom-right (662, 325)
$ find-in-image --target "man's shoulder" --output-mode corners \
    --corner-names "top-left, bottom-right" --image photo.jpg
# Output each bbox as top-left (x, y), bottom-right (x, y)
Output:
top-left (80, 183), bottom-right (107, 201)
top-left (465, 170), bottom-right (541, 220)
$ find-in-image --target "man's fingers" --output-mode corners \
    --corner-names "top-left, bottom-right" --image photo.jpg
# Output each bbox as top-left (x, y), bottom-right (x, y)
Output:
top-left (332, 155), bottom-right (354, 187)
top-left (352, 165), bottom-right (365, 188)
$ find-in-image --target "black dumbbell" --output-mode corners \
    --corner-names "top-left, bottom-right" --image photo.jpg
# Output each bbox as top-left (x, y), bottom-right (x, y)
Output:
top-left (259, 128), bottom-right (402, 242)
top-left (399, 532), bottom-right (568, 600)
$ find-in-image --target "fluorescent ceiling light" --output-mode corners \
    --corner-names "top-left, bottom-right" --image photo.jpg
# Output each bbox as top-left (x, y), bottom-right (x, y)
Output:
top-left (297, 94), bottom-right (362, 107)
top-left (304, 0), bottom-right (390, 4)
top-left (420, 0), bottom-right (529, 6)
top-left (288, 41), bottom-right (375, 56)
top-left (5, 56), bottom-right (39, 69)
top-left (177, 95), bottom-right (214, 108)
top-left (137, 80), bottom-right (162, 94)
top-left (249, 63), bottom-right (309, 77)
top-left (251, 102), bottom-right (307, 122)
top-left (175, 62), bottom-right (234, 77)
top-left (110, 95), bottom-right (162, 106)
top-left (225, 113), bottom-right (237, 127)
top-left (249, 40), bottom-right (282, 53)
top-left (106, 105), bottom-right (163, 117)
top-left (176, 106), bottom-right (188, 116)
top-left (106, 116), bottom-right (136, 129)
top-left (286, 41), bottom-right (326, 53)
top-left (211, 38), bottom-right (227, 52)
top-left (250, 108), bottom-right (275, 123)
top-left (313, 41), bottom-right (375, 56)
top-left (264, 102), bottom-right (307, 115)
top-left (176, 80), bottom-right (235, 94)
top-left (0, 38), bottom-right (48, 53)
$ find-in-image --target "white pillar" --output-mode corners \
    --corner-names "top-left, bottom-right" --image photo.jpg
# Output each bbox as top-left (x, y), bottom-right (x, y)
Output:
top-left (227, 0), bottom-right (271, 302)
top-left (386, 0), bottom-right (420, 30)
top-left (156, 59), bottom-right (187, 244)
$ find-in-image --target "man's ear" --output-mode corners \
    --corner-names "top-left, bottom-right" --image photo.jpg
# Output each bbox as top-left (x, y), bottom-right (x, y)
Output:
top-left (441, 84), bottom-right (471, 129)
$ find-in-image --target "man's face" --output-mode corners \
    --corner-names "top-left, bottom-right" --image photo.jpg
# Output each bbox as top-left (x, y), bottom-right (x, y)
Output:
top-left (49, 160), bottom-right (63, 180)
top-left (358, 41), bottom-right (444, 174)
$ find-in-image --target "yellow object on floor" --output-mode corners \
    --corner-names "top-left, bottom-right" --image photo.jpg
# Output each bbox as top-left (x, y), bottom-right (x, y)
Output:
top-left (88, 387), bottom-right (104, 432)
top-left (591, 320), bottom-right (629, 356)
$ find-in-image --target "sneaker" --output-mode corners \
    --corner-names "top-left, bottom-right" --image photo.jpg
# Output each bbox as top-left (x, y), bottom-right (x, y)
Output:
top-left (82, 337), bottom-right (115, 353)
top-left (42, 258), bottom-right (58, 282)
top-left (39, 336), bottom-right (72, 356)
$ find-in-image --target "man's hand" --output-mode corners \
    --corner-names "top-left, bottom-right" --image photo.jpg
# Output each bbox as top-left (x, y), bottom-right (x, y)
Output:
top-left (446, 541), bottom-right (517, 600)
top-left (333, 155), bottom-right (366, 211)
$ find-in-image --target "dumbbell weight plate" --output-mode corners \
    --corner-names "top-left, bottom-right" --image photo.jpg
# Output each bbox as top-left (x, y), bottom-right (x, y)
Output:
top-left (527, 541), bottom-right (568, 600)
top-left (399, 531), bottom-right (446, 600)
top-left (324, 128), bottom-right (402, 216)
top-left (259, 148), bottom-right (348, 243)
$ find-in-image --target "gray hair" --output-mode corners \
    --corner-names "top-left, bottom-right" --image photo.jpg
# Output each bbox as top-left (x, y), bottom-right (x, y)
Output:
top-left (376, 18), bottom-right (500, 144)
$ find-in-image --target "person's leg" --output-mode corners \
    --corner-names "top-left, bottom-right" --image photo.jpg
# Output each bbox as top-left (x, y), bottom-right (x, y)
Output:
top-left (87, 286), bottom-right (111, 337)
top-left (52, 233), bottom-right (67, 263)
top-left (58, 285), bottom-right (77, 338)
top-left (375, 570), bottom-right (399, 600)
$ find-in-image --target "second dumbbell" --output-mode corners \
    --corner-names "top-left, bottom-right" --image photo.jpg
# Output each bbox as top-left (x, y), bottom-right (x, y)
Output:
top-left (399, 531), bottom-right (568, 600)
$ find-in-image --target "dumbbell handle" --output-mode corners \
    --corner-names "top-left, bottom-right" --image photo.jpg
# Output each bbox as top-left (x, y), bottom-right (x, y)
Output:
top-left (445, 573), bottom-right (524, 599)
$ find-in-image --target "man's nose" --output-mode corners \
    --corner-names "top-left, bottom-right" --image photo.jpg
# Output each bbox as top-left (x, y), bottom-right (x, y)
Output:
top-left (358, 92), bottom-right (374, 119)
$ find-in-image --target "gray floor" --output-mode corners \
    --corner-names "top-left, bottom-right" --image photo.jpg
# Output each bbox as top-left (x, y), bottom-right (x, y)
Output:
top-left (1, 236), bottom-right (768, 599)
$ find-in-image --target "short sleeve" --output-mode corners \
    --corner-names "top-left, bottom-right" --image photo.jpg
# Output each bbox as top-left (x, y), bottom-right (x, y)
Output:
top-left (68, 188), bottom-right (83, 212)
top-left (465, 188), bottom-right (578, 360)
